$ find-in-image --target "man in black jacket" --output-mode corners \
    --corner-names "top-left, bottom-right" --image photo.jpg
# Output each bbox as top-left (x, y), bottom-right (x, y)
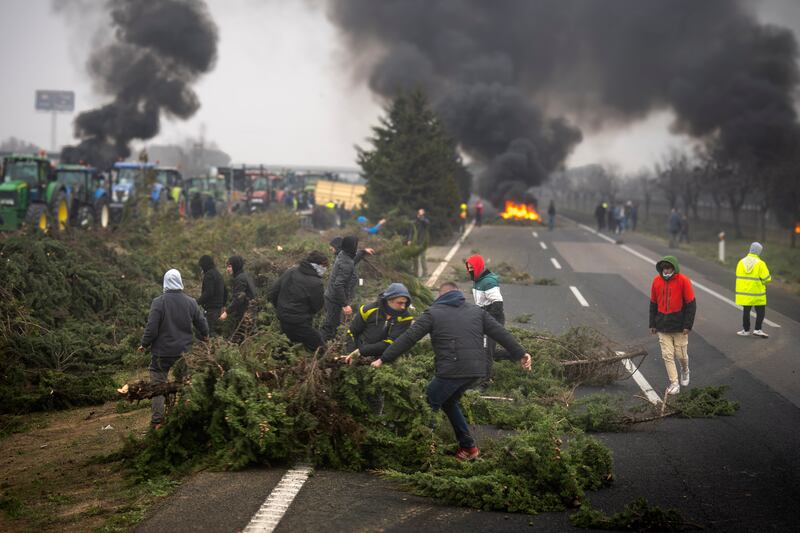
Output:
top-left (226, 255), bottom-right (257, 342)
top-left (322, 235), bottom-right (364, 341)
top-left (268, 250), bottom-right (329, 351)
top-left (344, 282), bottom-right (413, 359)
top-left (373, 281), bottom-right (531, 460)
top-left (139, 269), bottom-right (209, 429)
top-left (197, 255), bottom-right (227, 336)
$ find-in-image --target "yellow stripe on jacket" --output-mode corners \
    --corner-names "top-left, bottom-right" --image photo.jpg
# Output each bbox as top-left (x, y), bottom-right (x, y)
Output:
top-left (735, 254), bottom-right (771, 306)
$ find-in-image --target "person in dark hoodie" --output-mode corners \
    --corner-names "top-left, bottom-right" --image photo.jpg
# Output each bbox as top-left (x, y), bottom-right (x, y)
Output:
top-left (139, 269), bottom-right (209, 429)
top-left (465, 254), bottom-right (505, 380)
top-left (344, 282), bottom-right (414, 360)
top-left (372, 282), bottom-right (532, 461)
top-left (649, 255), bottom-right (696, 395)
top-left (322, 235), bottom-right (365, 341)
top-left (197, 255), bottom-right (227, 336)
top-left (268, 250), bottom-right (329, 351)
top-left (329, 236), bottom-right (374, 263)
top-left (226, 255), bottom-right (257, 342)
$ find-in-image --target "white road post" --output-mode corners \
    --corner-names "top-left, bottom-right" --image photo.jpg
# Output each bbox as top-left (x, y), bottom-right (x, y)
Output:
top-left (718, 231), bottom-right (726, 263)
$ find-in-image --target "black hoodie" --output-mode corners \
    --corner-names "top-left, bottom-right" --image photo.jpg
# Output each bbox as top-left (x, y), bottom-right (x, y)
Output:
top-left (197, 256), bottom-right (227, 311)
top-left (227, 255), bottom-right (256, 319)
top-left (325, 236), bottom-right (361, 306)
top-left (268, 260), bottom-right (325, 324)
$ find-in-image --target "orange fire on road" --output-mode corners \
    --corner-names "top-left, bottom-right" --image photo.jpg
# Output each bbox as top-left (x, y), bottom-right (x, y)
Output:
top-left (500, 200), bottom-right (541, 222)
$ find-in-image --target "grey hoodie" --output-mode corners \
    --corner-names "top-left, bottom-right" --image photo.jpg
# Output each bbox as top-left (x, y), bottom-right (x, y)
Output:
top-left (141, 269), bottom-right (209, 356)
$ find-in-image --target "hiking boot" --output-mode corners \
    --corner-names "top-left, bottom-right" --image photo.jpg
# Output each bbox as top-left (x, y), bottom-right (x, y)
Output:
top-left (752, 329), bottom-right (769, 338)
top-left (736, 330), bottom-right (750, 336)
top-left (455, 447), bottom-right (480, 461)
top-left (680, 368), bottom-right (690, 387)
top-left (666, 382), bottom-right (680, 395)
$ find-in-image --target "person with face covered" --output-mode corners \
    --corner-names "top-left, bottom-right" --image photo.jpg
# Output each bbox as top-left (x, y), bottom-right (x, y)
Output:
top-left (226, 255), bottom-right (257, 342)
top-left (139, 269), bottom-right (209, 429)
top-left (268, 250), bottom-right (329, 351)
top-left (344, 283), bottom-right (414, 360)
top-left (322, 235), bottom-right (364, 341)
top-left (649, 255), bottom-right (697, 395)
top-left (197, 255), bottom-right (227, 336)
top-left (465, 254), bottom-right (505, 380)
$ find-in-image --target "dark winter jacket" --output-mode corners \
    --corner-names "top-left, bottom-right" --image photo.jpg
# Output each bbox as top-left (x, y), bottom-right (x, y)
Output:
top-left (330, 236), bottom-right (366, 265)
top-left (407, 215), bottom-right (430, 246)
top-left (667, 212), bottom-right (682, 234)
top-left (325, 236), bottom-right (360, 306)
top-left (381, 290), bottom-right (525, 379)
top-left (197, 256), bottom-right (227, 311)
top-left (649, 256), bottom-right (697, 333)
top-left (227, 255), bottom-right (257, 320)
top-left (141, 291), bottom-right (209, 357)
top-left (267, 261), bottom-right (325, 324)
top-left (347, 285), bottom-right (414, 357)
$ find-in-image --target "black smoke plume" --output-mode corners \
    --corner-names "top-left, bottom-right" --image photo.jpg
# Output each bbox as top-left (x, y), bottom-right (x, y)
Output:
top-left (57, 0), bottom-right (218, 169)
top-left (328, 0), bottom-right (800, 206)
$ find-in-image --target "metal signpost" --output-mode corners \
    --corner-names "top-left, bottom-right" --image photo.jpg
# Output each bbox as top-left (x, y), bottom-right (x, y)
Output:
top-left (35, 90), bottom-right (75, 152)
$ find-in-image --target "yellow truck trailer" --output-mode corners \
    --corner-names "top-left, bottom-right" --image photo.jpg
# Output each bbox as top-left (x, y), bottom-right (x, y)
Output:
top-left (314, 179), bottom-right (366, 210)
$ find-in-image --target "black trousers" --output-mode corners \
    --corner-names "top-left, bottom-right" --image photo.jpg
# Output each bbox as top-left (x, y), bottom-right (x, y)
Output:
top-left (280, 320), bottom-right (324, 351)
top-left (204, 308), bottom-right (221, 336)
top-left (742, 305), bottom-right (766, 331)
top-left (321, 296), bottom-right (343, 341)
top-left (483, 303), bottom-right (505, 379)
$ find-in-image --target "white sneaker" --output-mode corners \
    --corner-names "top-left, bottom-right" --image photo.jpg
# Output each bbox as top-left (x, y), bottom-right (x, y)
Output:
top-left (680, 368), bottom-right (690, 387)
top-left (666, 382), bottom-right (680, 395)
top-left (736, 330), bottom-right (750, 336)
top-left (752, 329), bottom-right (769, 338)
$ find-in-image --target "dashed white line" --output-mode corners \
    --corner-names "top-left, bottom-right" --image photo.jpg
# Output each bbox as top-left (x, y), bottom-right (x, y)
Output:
top-left (550, 257), bottom-right (562, 270)
top-left (539, 241), bottom-right (548, 250)
top-left (576, 221), bottom-right (781, 328)
top-left (243, 464), bottom-right (313, 533)
top-left (569, 285), bottom-right (590, 307)
top-left (426, 221), bottom-right (475, 288)
top-left (618, 351), bottom-right (662, 405)
top-left (532, 231), bottom-right (539, 238)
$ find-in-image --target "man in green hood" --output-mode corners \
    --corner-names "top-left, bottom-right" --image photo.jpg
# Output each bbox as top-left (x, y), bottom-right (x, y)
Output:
top-left (649, 255), bottom-right (697, 395)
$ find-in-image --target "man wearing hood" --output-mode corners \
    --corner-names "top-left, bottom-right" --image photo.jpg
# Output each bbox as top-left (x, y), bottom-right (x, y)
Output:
top-left (465, 255), bottom-right (505, 379)
top-left (268, 251), bottom-right (329, 351)
top-left (649, 256), bottom-right (696, 395)
top-left (344, 283), bottom-right (414, 359)
top-left (373, 282), bottom-right (532, 461)
top-left (322, 235), bottom-right (364, 341)
top-left (197, 255), bottom-right (227, 336)
top-left (139, 269), bottom-right (209, 429)
top-left (226, 255), bottom-right (257, 342)
top-left (736, 242), bottom-right (772, 338)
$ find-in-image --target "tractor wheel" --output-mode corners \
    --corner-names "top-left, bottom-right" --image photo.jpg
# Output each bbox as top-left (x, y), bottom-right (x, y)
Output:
top-left (52, 191), bottom-right (71, 232)
top-left (76, 205), bottom-right (94, 229)
top-left (95, 199), bottom-right (110, 229)
top-left (24, 204), bottom-right (50, 232)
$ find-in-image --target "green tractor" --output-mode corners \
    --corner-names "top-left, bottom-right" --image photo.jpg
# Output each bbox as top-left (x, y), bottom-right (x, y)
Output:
top-left (185, 174), bottom-right (227, 217)
top-left (0, 154), bottom-right (71, 232)
top-left (54, 164), bottom-right (111, 229)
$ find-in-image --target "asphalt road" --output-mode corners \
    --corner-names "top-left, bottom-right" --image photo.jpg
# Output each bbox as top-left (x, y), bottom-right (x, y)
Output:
top-left (136, 220), bottom-right (800, 533)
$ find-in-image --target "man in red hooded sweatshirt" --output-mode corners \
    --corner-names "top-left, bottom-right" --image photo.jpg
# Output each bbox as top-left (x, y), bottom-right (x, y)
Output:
top-left (465, 254), bottom-right (505, 381)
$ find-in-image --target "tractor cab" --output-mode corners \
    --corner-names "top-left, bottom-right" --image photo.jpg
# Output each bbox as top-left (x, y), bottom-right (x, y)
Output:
top-left (111, 161), bottom-right (155, 209)
top-left (54, 164), bottom-right (111, 228)
top-left (0, 154), bottom-right (71, 232)
top-left (153, 166), bottom-right (187, 214)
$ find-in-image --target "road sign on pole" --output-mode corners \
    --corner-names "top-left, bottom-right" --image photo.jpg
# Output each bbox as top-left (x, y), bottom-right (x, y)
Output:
top-left (35, 90), bottom-right (75, 152)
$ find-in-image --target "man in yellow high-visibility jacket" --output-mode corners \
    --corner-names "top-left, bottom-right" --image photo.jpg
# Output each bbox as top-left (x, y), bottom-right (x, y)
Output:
top-left (735, 242), bottom-right (772, 338)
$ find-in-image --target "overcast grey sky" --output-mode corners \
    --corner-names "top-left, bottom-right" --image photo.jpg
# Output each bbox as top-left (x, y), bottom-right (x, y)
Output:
top-left (1, 0), bottom-right (798, 172)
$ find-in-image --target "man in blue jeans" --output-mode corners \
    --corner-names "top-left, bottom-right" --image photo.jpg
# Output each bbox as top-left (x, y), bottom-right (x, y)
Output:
top-left (371, 281), bottom-right (531, 460)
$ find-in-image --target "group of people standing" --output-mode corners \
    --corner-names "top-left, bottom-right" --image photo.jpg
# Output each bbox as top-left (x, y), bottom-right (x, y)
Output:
top-left (594, 201), bottom-right (638, 234)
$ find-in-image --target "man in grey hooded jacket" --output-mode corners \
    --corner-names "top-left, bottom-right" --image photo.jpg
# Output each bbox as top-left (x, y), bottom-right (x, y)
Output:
top-left (139, 269), bottom-right (209, 429)
top-left (322, 235), bottom-right (365, 341)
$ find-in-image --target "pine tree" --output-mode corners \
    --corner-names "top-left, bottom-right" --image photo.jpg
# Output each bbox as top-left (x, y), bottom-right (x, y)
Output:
top-left (357, 91), bottom-right (466, 241)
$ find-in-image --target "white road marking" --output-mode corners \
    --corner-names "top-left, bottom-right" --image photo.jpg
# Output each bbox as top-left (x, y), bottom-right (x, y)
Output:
top-left (539, 241), bottom-right (548, 250)
top-left (578, 223), bottom-right (617, 244)
top-left (617, 351), bottom-right (662, 405)
top-left (550, 257), bottom-right (562, 270)
top-left (532, 231), bottom-right (539, 238)
top-left (569, 285), bottom-right (590, 307)
top-left (243, 465), bottom-right (313, 533)
top-left (576, 222), bottom-right (781, 328)
top-left (426, 221), bottom-right (475, 288)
